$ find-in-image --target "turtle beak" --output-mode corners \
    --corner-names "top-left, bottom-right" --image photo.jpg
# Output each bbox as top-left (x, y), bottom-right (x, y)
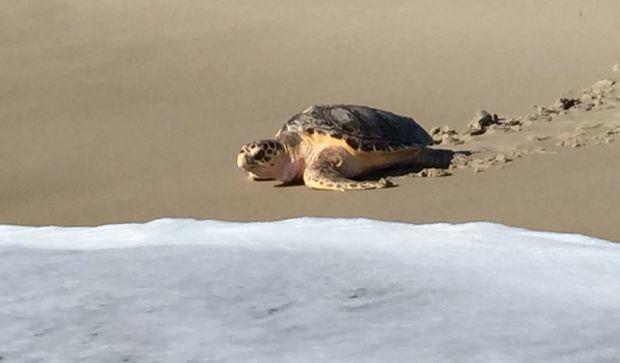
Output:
top-left (237, 152), bottom-right (247, 169)
top-left (237, 152), bottom-right (256, 170)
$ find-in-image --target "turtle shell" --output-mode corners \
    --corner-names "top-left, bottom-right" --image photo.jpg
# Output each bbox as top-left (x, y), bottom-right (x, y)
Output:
top-left (276, 104), bottom-right (432, 152)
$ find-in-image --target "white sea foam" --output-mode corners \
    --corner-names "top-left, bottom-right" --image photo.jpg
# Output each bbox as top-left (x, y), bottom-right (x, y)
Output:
top-left (1, 218), bottom-right (619, 362)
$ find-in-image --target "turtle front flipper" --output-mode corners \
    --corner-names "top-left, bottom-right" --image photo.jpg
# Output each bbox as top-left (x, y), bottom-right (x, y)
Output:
top-left (303, 149), bottom-right (394, 191)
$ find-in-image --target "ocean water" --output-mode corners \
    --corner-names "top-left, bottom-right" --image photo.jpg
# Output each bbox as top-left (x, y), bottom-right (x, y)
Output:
top-left (1, 218), bottom-right (619, 362)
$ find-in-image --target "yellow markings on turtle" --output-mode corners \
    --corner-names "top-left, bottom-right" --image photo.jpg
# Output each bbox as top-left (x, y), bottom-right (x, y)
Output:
top-left (302, 132), bottom-right (421, 173)
top-left (302, 132), bottom-right (358, 155)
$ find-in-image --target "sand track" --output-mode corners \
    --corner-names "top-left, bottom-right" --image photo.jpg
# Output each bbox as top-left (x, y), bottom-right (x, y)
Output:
top-left (419, 76), bottom-right (620, 176)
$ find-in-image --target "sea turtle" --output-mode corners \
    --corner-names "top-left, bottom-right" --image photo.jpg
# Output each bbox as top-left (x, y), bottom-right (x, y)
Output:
top-left (237, 104), bottom-right (436, 191)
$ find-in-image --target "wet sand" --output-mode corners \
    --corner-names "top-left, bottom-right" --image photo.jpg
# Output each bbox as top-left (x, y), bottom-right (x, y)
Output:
top-left (1, 1), bottom-right (619, 241)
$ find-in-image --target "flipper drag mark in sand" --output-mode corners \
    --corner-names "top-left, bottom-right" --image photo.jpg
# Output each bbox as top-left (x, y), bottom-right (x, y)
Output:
top-left (429, 70), bottom-right (620, 175)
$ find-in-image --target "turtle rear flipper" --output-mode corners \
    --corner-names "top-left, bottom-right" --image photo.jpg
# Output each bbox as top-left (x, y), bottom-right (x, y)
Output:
top-left (303, 148), bottom-right (394, 191)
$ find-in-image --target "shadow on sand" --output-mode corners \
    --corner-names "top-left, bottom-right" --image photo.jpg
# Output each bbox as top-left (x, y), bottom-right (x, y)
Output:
top-left (274, 148), bottom-right (470, 187)
top-left (362, 148), bottom-right (469, 180)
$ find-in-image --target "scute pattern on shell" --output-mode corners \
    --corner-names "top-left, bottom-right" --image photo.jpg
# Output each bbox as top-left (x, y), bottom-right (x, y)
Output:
top-left (277, 105), bottom-right (432, 152)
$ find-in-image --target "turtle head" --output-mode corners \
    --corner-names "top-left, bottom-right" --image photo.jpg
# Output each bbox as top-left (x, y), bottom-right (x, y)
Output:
top-left (237, 139), bottom-right (291, 180)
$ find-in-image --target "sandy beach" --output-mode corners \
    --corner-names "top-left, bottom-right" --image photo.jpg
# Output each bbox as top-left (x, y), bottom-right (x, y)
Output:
top-left (1, 0), bottom-right (619, 241)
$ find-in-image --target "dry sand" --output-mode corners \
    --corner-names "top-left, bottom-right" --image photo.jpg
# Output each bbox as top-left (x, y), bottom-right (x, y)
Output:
top-left (1, 1), bottom-right (620, 241)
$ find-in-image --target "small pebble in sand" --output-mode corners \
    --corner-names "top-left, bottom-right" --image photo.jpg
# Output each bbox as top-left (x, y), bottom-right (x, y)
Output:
top-left (495, 118), bottom-right (522, 132)
top-left (553, 97), bottom-right (580, 111)
top-left (469, 158), bottom-right (491, 173)
top-left (431, 126), bottom-right (464, 145)
top-left (613, 63), bottom-right (620, 73)
top-left (449, 153), bottom-right (472, 169)
top-left (607, 126), bottom-right (620, 135)
top-left (430, 128), bottom-right (442, 144)
top-left (504, 118), bottom-right (522, 126)
top-left (493, 154), bottom-right (511, 164)
top-left (576, 79), bottom-right (616, 111)
top-left (443, 134), bottom-right (464, 145)
top-left (467, 153), bottom-right (512, 173)
top-left (467, 110), bottom-right (499, 135)
top-left (409, 168), bottom-right (452, 178)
